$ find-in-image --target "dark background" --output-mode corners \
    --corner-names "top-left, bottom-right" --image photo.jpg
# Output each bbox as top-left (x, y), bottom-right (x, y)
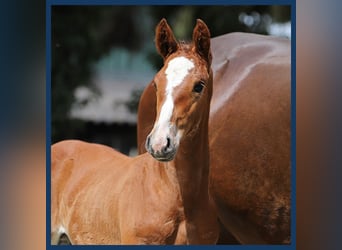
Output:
top-left (51, 5), bottom-right (291, 155)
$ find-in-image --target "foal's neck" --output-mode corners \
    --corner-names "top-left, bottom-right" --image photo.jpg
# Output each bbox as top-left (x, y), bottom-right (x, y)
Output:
top-left (174, 118), bottom-right (210, 206)
top-left (169, 109), bottom-right (218, 244)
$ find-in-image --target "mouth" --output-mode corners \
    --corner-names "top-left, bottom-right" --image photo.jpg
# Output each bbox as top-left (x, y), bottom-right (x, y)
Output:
top-left (150, 150), bottom-right (177, 162)
top-left (153, 155), bottom-right (175, 162)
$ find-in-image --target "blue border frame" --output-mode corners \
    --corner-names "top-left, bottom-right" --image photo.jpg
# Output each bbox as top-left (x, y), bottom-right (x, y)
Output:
top-left (290, 2), bottom-right (296, 248)
top-left (49, 0), bottom-right (293, 5)
top-left (46, 1), bottom-right (296, 249)
top-left (46, 1), bottom-right (52, 248)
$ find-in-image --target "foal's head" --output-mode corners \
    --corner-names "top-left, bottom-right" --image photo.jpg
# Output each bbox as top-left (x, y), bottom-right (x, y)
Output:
top-left (145, 19), bottom-right (212, 162)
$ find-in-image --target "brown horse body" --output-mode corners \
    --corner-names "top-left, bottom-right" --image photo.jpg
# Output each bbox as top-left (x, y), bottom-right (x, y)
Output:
top-left (137, 32), bottom-right (291, 244)
top-left (51, 19), bottom-right (219, 245)
top-left (51, 140), bottom-right (187, 244)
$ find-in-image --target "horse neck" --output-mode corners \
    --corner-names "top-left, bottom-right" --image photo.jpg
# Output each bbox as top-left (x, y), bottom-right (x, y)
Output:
top-left (170, 102), bottom-right (218, 243)
top-left (174, 112), bottom-right (210, 207)
top-left (174, 70), bottom-right (213, 209)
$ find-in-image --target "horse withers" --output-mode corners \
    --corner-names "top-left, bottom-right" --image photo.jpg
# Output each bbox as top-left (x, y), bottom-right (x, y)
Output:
top-left (51, 19), bottom-right (219, 245)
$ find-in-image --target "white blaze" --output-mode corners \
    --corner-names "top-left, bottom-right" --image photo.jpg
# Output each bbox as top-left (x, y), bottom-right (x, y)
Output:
top-left (156, 56), bottom-right (194, 129)
top-left (150, 56), bottom-right (194, 149)
top-left (166, 57), bottom-right (195, 89)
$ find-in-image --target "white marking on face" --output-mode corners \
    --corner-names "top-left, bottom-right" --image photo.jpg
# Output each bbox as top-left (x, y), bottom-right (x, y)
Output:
top-left (150, 56), bottom-right (194, 147)
top-left (166, 57), bottom-right (195, 89)
top-left (158, 57), bottom-right (194, 127)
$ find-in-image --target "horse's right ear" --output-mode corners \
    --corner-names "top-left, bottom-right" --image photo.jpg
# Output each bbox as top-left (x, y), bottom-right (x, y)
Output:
top-left (192, 19), bottom-right (211, 65)
top-left (155, 19), bottom-right (178, 60)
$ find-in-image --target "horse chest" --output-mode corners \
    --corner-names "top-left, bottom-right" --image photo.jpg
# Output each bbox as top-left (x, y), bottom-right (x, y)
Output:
top-left (118, 173), bottom-right (185, 244)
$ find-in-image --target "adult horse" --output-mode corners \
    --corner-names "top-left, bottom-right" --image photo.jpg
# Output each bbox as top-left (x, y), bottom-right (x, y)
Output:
top-left (137, 20), bottom-right (291, 244)
top-left (51, 19), bottom-right (219, 245)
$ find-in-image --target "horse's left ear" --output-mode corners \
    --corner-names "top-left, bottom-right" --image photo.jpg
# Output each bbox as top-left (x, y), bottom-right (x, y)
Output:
top-left (192, 19), bottom-right (211, 65)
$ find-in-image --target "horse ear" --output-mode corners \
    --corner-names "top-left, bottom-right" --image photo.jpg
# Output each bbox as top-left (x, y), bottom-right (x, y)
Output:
top-left (155, 19), bottom-right (179, 60)
top-left (192, 19), bottom-right (211, 64)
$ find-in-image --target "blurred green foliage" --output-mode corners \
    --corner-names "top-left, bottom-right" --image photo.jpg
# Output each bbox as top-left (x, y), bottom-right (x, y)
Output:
top-left (52, 6), bottom-right (143, 141)
top-left (51, 6), bottom-right (290, 143)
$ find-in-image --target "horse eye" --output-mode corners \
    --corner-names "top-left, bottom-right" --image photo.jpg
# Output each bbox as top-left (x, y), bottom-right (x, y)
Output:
top-left (193, 81), bottom-right (205, 93)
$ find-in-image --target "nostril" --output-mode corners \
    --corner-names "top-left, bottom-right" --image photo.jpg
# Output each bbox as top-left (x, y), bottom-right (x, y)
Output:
top-left (145, 135), bottom-right (152, 152)
top-left (146, 136), bottom-right (151, 147)
top-left (166, 137), bottom-right (171, 149)
top-left (162, 137), bottom-right (171, 153)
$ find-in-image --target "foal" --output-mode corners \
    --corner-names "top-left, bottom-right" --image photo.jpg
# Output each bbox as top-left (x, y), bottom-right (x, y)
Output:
top-left (51, 19), bottom-right (218, 245)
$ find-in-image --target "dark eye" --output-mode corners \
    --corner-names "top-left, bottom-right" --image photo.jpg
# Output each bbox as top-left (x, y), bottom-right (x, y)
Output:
top-left (193, 81), bottom-right (205, 93)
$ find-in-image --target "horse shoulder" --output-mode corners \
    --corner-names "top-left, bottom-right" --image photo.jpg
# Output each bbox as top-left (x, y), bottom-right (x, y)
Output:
top-left (117, 155), bottom-right (185, 244)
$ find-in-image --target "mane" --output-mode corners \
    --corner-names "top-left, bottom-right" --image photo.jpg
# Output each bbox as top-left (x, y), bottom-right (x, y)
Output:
top-left (178, 40), bottom-right (192, 52)
top-left (178, 40), bottom-right (212, 71)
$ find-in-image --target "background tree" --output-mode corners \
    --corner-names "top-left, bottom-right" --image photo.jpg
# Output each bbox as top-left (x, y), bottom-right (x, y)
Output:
top-left (51, 6), bottom-right (290, 143)
top-left (52, 6), bottom-right (143, 141)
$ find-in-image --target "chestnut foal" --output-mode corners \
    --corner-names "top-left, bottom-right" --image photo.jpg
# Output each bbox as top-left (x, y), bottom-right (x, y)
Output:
top-left (51, 19), bottom-right (218, 245)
